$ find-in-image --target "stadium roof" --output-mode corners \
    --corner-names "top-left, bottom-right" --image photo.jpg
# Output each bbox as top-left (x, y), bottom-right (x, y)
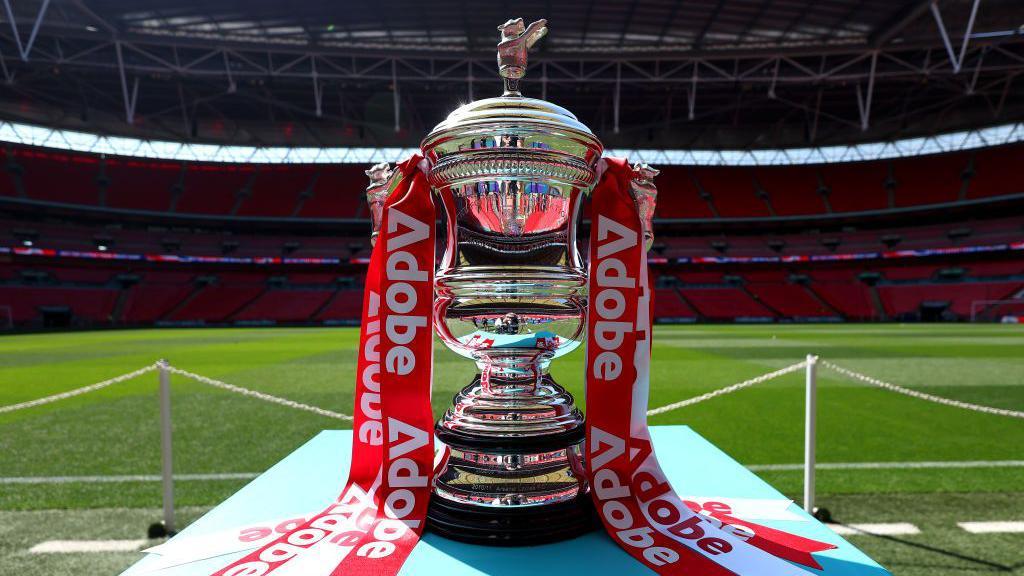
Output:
top-left (0, 0), bottom-right (1022, 149)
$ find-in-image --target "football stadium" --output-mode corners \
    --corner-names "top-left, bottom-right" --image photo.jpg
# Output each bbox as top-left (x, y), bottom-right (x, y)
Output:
top-left (0, 1), bottom-right (1022, 575)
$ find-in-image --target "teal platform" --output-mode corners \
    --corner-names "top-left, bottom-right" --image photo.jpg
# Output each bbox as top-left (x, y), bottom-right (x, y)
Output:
top-left (121, 426), bottom-right (890, 575)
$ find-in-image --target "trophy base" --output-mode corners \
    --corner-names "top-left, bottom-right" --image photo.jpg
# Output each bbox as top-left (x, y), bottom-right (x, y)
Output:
top-left (426, 491), bottom-right (597, 546)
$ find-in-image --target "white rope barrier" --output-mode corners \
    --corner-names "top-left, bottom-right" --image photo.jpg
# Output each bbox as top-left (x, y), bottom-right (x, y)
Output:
top-left (0, 361), bottom-right (352, 421)
top-left (820, 360), bottom-right (1024, 420)
top-left (0, 363), bottom-right (159, 414)
top-left (3, 358), bottom-right (1018, 422)
top-left (162, 365), bottom-right (352, 421)
top-left (647, 360), bottom-right (809, 417)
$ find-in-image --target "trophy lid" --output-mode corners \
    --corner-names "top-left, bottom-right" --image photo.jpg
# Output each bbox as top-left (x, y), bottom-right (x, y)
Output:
top-left (424, 96), bottom-right (595, 141)
top-left (420, 18), bottom-right (603, 188)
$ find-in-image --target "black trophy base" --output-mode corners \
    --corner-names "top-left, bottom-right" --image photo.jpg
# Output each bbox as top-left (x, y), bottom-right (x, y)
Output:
top-left (426, 492), bottom-right (597, 546)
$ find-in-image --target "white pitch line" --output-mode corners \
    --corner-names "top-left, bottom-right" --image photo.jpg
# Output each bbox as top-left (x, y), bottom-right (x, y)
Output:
top-left (30, 539), bottom-right (149, 553)
top-left (747, 460), bottom-right (1024, 472)
top-left (958, 521), bottom-right (1024, 534)
top-left (0, 472), bottom-right (258, 485)
top-left (829, 523), bottom-right (921, 536)
top-left (3, 460), bottom-right (1022, 484)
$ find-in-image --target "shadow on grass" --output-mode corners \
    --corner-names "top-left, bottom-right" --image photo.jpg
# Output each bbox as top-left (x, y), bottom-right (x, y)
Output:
top-left (836, 523), bottom-right (1019, 573)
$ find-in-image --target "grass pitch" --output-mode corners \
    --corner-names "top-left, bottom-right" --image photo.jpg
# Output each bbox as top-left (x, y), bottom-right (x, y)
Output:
top-left (1, 324), bottom-right (1022, 575)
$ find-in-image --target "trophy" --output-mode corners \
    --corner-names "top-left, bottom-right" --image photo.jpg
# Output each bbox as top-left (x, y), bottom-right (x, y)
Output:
top-left (365, 19), bottom-right (655, 545)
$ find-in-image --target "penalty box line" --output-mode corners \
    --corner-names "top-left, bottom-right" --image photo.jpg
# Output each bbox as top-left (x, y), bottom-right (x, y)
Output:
top-left (4, 460), bottom-right (1024, 484)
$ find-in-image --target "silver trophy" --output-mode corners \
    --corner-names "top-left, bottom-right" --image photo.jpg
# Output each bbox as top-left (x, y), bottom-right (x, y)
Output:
top-left (367, 19), bottom-right (657, 545)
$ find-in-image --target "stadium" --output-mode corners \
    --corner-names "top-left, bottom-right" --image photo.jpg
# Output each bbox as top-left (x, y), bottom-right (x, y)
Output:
top-left (0, 1), bottom-right (1021, 575)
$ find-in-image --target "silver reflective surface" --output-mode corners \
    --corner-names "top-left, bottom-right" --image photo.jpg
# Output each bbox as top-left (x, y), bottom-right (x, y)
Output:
top-left (433, 442), bottom-right (587, 508)
top-left (422, 91), bottom-right (602, 509)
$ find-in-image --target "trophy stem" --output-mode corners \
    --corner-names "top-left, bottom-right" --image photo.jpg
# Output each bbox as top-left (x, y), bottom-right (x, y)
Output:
top-left (429, 370), bottom-right (596, 545)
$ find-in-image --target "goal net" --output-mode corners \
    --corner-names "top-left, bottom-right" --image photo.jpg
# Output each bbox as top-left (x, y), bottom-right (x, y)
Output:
top-left (970, 299), bottom-right (1024, 323)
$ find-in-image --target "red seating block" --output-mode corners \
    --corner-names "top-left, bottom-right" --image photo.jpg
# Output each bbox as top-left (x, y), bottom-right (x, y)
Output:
top-left (746, 283), bottom-right (833, 317)
top-left (968, 146), bottom-right (1022, 199)
top-left (122, 284), bottom-right (194, 323)
top-left (105, 159), bottom-right (180, 211)
top-left (692, 167), bottom-right (769, 218)
top-left (316, 290), bottom-right (364, 320)
top-left (0, 286), bottom-right (117, 323)
top-left (682, 287), bottom-right (775, 319)
top-left (650, 167), bottom-right (715, 218)
top-left (813, 283), bottom-right (878, 320)
top-left (234, 290), bottom-right (334, 322)
top-left (819, 161), bottom-right (888, 212)
top-left (754, 166), bottom-right (825, 216)
top-left (298, 165), bottom-right (367, 218)
top-left (16, 149), bottom-right (101, 205)
top-left (893, 154), bottom-right (965, 207)
top-left (653, 289), bottom-right (696, 319)
top-left (236, 166), bottom-right (315, 217)
top-left (878, 281), bottom-right (1023, 318)
top-left (176, 166), bottom-right (253, 214)
top-left (169, 285), bottom-right (264, 322)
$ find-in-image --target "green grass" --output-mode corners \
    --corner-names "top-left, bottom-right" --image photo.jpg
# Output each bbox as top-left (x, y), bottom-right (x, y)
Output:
top-left (1, 324), bottom-right (1022, 575)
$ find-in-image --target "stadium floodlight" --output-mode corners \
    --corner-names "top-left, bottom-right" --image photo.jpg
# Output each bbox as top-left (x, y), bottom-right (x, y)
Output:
top-left (0, 118), bottom-right (1021, 166)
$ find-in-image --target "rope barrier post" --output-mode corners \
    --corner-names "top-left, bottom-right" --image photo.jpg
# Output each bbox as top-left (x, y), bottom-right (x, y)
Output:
top-left (804, 354), bottom-right (818, 518)
top-left (149, 359), bottom-right (176, 538)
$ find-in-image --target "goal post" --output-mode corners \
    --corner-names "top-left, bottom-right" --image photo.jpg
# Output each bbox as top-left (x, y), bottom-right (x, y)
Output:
top-left (0, 305), bottom-right (12, 331)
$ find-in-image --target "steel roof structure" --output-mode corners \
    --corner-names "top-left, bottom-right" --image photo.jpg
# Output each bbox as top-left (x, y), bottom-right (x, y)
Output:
top-left (0, 0), bottom-right (1022, 149)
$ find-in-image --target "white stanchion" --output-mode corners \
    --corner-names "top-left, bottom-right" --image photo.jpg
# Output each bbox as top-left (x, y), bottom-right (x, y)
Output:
top-left (804, 354), bottom-right (818, 515)
top-left (157, 360), bottom-right (175, 535)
